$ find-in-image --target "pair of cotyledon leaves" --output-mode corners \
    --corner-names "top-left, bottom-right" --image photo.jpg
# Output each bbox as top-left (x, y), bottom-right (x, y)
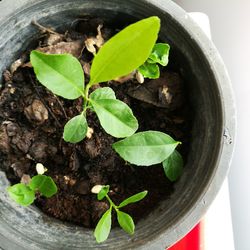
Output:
top-left (94, 185), bottom-right (148, 243)
top-left (7, 175), bottom-right (57, 206)
top-left (30, 16), bottom-right (183, 180)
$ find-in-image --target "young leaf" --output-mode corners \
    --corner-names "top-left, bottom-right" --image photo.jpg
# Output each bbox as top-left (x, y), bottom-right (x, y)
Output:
top-left (118, 191), bottom-right (148, 208)
top-left (30, 51), bottom-right (84, 100)
top-left (112, 131), bottom-right (180, 166)
top-left (90, 99), bottom-right (138, 138)
top-left (7, 184), bottom-right (35, 206)
top-left (97, 185), bottom-right (110, 201)
top-left (63, 114), bottom-right (88, 143)
top-left (89, 87), bottom-right (116, 101)
top-left (117, 211), bottom-right (135, 235)
top-left (94, 207), bottom-right (112, 243)
top-left (89, 16), bottom-right (160, 85)
top-left (138, 62), bottom-right (160, 79)
top-left (29, 175), bottom-right (57, 198)
top-left (148, 43), bottom-right (170, 66)
top-left (162, 150), bottom-right (184, 181)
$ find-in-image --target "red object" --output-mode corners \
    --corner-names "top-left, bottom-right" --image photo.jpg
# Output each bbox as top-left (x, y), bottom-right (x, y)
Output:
top-left (167, 223), bottom-right (203, 250)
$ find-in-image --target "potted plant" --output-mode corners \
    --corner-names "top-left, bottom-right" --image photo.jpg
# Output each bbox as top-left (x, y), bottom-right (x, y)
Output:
top-left (0, 0), bottom-right (235, 249)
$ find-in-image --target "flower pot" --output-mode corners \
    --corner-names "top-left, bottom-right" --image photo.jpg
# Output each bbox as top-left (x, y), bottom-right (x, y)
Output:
top-left (0, 0), bottom-right (235, 249)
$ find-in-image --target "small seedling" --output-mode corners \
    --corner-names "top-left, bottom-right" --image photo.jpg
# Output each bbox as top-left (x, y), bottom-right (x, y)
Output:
top-left (30, 16), bottom-right (161, 142)
top-left (92, 185), bottom-right (148, 243)
top-left (7, 174), bottom-right (57, 206)
top-left (29, 16), bottom-right (183, 182)
top-left (138, 43), bottom-right (170, 79)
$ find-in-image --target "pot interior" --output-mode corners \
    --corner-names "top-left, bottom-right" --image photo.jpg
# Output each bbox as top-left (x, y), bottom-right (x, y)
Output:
top-left (0, 0), bottom-right (224, 249)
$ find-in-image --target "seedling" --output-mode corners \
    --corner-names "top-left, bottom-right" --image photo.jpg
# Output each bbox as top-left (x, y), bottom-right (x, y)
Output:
top-left (92, 185), bottom-right (148, 243)
top-left (138, 43), bottom-right (170, 79)
top-left (7, 174), bottom-right (57, 206)
top-left (30, 16), bottom-right (162, 142)
top-left (30, 16), bottom-right (183, 181)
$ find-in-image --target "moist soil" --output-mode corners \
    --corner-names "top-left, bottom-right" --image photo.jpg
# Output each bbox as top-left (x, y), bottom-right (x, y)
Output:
top-left (0, 18), bottom-right (192, 228)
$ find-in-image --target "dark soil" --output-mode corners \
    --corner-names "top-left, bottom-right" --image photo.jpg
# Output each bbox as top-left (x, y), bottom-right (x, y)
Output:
top-left (0, 18), bottom-right (191, 228)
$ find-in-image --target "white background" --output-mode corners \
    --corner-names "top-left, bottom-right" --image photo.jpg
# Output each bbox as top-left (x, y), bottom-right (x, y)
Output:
top-left (174, 1), bottom-right (250, 250)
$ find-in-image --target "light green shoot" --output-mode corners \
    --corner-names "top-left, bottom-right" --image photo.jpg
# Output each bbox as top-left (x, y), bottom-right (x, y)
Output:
top-left (7, 174), bottom-right (57, 206)
top-left (93, 185), bottom-right (147, 243)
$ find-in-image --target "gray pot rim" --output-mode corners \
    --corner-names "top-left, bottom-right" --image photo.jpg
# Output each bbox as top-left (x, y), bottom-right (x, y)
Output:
top-left (0, 0), bottom-right (236, 249)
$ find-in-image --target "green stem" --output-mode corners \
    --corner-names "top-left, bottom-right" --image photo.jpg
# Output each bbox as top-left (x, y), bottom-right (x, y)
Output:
top-left (106, 195), bottom-right (118, 212)
top-left (82, 84), bottom-right (91, 114)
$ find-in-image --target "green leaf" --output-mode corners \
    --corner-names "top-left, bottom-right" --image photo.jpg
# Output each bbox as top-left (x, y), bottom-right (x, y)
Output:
top-left (29, 175), bottom-right (57, 198)
top-left (7, 184), bottom-right (35, 206)
top-left (117, 211), bottom-right (135, 235)
top-left (89, 16), bottom-right (160, 85)
top-left (138, 62), bottom-right (160, 79)
top-left (63, 114), bottom-right (88, 143)
top-left (162, 150), bottom-right (184, 181)
top-left (30, 51), bottom-right (84, 100)
top-left (118, 191), bottom-right (148, 208)
top-left (148, 43), bottom-right (170, 66)
top-left (112, 131), bottom-right (180, 166)
top-left (97, 185), bottom-right (110, 201)
top-left (94, 207), bottom-right (112, 243)
top-left (91, 99), bottom-right (138, 138)
top-left (89, 87), bottom-right (116, 101)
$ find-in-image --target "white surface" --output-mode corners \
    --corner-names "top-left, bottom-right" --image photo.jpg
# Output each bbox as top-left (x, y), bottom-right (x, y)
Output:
top-left (188, 12), bottom-right (211, 39)
top-left (176, 1), bottom-right (250, 249)
top-left (188, 12), bottom-right (235, 250)
top-left (204, 179), bottom-right (235, 250)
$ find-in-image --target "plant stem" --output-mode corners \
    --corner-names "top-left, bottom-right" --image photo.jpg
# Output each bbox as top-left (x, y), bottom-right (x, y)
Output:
top-left (80, 111), bottom-right (85, 117)
top-left (83, 84), bottom-right (91, 114)
top-left (106, 195), bottom-right (118, 212)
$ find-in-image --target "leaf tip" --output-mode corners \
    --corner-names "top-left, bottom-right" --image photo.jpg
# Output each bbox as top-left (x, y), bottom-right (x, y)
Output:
top-left (147, 16), bottom-right (161, 30)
